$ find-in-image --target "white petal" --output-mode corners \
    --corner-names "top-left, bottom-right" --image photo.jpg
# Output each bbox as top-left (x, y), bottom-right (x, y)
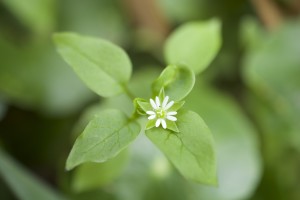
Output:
top-left (167, 111), bottom-right (177, 116)
top-left (150, 99), bottom-right (157, 109)
top-left (148, 115), bottom-right (156, 120)
top-left (155, 119), bottom-right (161, 127)
top-left (155, 96), bottom-right (160, 107)
top-left (167, 115), bottom-right (177, 121)
top-left (161, 119), bottom-right (167, 129)
top-left (162, 96), bottom-right (169, 108)
top-left (164, 101), bottom-right (174, 110)
top-left (146, 111), bottom-right (155, 115)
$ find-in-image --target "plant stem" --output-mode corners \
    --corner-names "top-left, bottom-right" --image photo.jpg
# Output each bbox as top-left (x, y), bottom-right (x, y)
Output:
top-left (123, 85), bottom-right (136, 101)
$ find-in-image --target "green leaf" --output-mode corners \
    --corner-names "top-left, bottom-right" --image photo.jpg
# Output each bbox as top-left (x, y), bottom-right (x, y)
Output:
top-left (2, 0), bottom-right (55, 35)
top-left (146, 110), bottom-right (217, 185)
top-left (186, 83), bottom-right (262, 200)
top-left (152, 65), bottom-right (195, 101)
top-left (134, 98), bottom-right (152, 115)
top-left (66, 109), bottom-right (140, 170)
top-left (158, 0), bottom-right (207, 23)
top-left (165, 121), bottom-right (179, 133)
top-left (61, 0), bottom-right (128, 45)
top-left (146, 119), bottom-right (156, 130)
top-left (243, 20), bottom-right (300, 150)
top-left (0, 149), bottom-right (65, 200)
top-left (53, 33), bottom-right (132, 97)
top-left (164, 19), bottom-right (221, 74)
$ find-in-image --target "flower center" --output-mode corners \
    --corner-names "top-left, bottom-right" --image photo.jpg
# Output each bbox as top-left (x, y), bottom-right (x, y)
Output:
top-left (156, 108), bottom-right (166, 118)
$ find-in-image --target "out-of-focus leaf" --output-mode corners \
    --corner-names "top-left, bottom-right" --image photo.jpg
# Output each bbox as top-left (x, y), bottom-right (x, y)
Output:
top-left (0, 37), bottom-right (93, 116)
top-left (243, 20), bottom-right (300, 149)
top-left (66, 109), bottom-right (140, 170)
top-left (0, 101), bottom-right (6, 121)
top-left (71, 190), bottom-right (116, 200)
top-left (158, 0), bottom-right (207, 22)
top-left (146, 110), bottom-right (217, 185)
top-left (186, 83), bottom-right (262, 200)
top-left (2, 0), bottom-right (55, 35)
top-left (152, 65), bottom-right (195, 101)
top-left (54, 33), bottom-right (132, 97)
top-left (129, 67), bottom-right (161, 99)
top-left (240, 17), bottom-right (267, 52)
top-left (0, 148), bottom-right (65, 200)
top-left (0, 177), bottom-right (13, 200)
top-left (60, 0), bottom-right (128, 45)
top-left (164, 19), bottom-right (221, 74)
top-left (72, 150), bottom-right (128, 193)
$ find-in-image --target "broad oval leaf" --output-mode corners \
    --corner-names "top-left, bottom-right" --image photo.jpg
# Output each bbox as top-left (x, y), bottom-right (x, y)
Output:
top-left (152, 65), bottom-right (195, 101)
top-left (53, 33), bottom-right (132, 97)
top-left (146, 110), bottom-right (217, 185)
top-left (164, 19), bottom-right (221, 74)
top-left (186, 83), bottom-right (262, 200)
top-left (66, 109), bottom-right (140, 170)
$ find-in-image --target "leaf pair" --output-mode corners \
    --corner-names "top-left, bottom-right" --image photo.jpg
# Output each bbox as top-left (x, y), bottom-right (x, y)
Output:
top-left (53, 19), bottom-right (221, 185)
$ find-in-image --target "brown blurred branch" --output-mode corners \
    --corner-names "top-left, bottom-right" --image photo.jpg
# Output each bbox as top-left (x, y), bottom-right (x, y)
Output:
top-left (251, 0), bottom-right (283, 31)
top-left (123, 0), bottom-right (170, 40)
top-left (288, 0), bottom-right (300, 15)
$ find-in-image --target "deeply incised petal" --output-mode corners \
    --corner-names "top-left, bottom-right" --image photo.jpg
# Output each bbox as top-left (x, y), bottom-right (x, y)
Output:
top-left (167, 111), bottom-right (177, 116)
top-left (148, 115), bottom-right (156, 120)
top-left (150, 99), bottom-right (157, 109)
top-left (155, 119), bottom-right (161, 127)
top-left (164, 101), bottom-right (174, 110)
top-left (155, 96), bottom-right (160, 107)
top-left (146, 111), bottom-right (155, 115)
top-left (161, 119), bottom-right (167, 129)
top-left (167, 115), bottom-right (177, 121)
top-left (162, 96), bottom-right (169, 108)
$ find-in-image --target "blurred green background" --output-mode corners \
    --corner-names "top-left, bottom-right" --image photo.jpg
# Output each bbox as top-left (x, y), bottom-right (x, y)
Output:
top-left (0, 0), bottom-right (300, 199)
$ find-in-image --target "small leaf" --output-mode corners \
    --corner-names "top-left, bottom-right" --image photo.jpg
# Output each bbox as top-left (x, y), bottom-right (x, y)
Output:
top-left (152, 65), bottom-right (195, 101)
top-left (146, 119), bottom-right (156, 130)
top-left (146, 110), bottom-right (217, 185)
top-left (166, 121), bottom-right (179, 133)
top-left (0, 149), bottom-right (65, 200)
top-left (158, 87), bottom-right (166, 101)
top-left (134, 98), bottom-right (152, 115)
top-left (53, 33), bottom-right (132, 97)
top-left (66, 109), bottom-right (141, 170)
top-left (164, 19), bottom-right (221, 74)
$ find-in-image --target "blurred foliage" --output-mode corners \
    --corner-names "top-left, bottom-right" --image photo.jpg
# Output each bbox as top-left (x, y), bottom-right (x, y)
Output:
top-left (0, 0), bottom-right (300, 200)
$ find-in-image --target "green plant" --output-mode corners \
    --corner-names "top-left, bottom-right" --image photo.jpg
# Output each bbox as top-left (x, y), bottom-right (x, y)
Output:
top-left (53, 19), bottom-right (221, 185)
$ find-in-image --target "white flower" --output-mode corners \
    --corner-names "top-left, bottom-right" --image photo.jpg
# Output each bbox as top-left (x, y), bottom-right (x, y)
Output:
top-left (146, 96), bottom-right (177, 129)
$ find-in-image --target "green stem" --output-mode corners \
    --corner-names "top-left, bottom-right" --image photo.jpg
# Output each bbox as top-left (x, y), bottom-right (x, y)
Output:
top-left (123, 85), bottom-right (135, 101)
top-left (122, 84), bottom-right (142, 120)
